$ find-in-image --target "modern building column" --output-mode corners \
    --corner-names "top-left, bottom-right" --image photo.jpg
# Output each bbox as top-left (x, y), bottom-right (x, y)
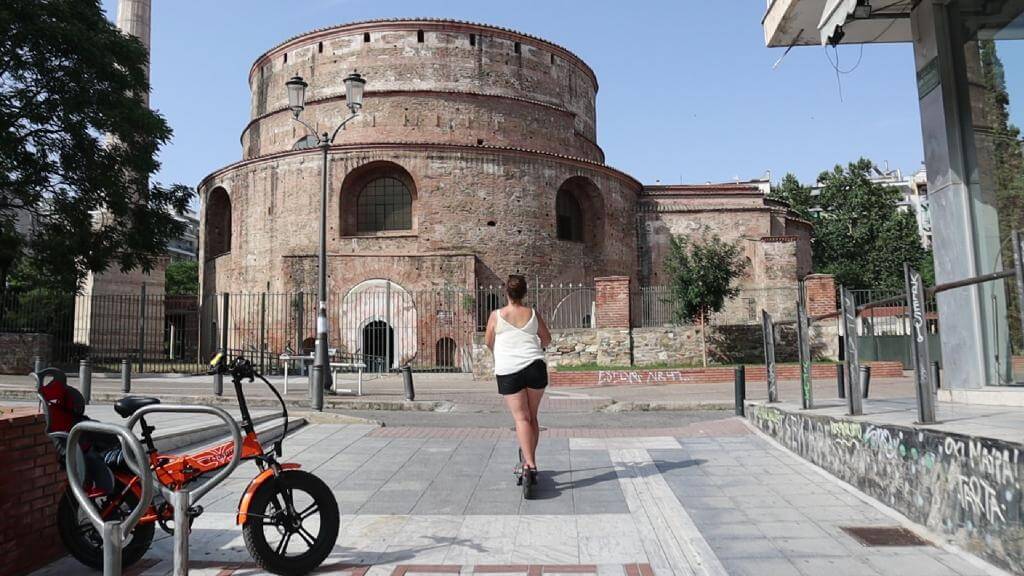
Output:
top-left (911, 1), bottom-right (1011, 389)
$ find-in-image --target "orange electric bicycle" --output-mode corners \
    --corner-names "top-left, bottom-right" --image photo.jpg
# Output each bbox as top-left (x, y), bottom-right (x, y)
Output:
top-left (53, 354), bottom-right (339, 576)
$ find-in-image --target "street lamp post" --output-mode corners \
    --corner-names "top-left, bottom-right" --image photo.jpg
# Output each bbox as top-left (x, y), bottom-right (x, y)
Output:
top-left (286, 71), bottom-right (366, 411)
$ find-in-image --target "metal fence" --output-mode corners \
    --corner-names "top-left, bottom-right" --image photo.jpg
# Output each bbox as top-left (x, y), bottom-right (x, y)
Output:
top-left (0, 288), bottom-right (204, 374)
top-left (0, 282), bottom-right (599, 375)
top-left (848, 288), bottom-right (940, 337)
top-left (631, 286), bottom-right (801, 327)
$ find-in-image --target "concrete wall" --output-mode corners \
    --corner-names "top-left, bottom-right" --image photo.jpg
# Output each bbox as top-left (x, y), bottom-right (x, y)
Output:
top-left (748, 404), bottom-right (1023, 574)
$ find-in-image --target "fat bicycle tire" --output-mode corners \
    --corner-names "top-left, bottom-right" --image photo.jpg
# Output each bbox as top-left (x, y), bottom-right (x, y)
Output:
top-left (56, 484), bottom-right (154, 570)
top-left (242, 469), bottom-right (339, 576)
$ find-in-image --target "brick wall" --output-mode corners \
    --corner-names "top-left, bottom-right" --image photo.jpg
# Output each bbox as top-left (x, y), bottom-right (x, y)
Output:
top-left (595, 276), bottom-right (630, 329)
top-left (0, 333), bottom-right (52, 375)
top-left (805, 274), bottom-right (837, 317)
top-left (549, 361), bottom-right (904, 387)
top-left (0, 407), bottom-right (65, 576)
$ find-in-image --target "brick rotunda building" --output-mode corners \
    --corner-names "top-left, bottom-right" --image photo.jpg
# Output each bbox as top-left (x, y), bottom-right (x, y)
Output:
top-left (198, 19), bottom-right (811, 369)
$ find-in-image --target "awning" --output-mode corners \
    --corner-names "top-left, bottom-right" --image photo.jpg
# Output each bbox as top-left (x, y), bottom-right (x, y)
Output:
top-left (819, 0), bottom-right (858, 44)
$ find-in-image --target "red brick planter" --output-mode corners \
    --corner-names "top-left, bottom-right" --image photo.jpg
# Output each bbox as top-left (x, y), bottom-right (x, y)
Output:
top-left (0, 407), bottom-right (66, 576)
top-left (550, 361), bottom-right (904, 388)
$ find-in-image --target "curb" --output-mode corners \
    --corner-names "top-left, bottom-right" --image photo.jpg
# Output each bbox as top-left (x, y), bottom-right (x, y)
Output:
top-left (600, 400), bottom-right (735, 413)
top-left (0, 389), bottom-right (451, 412)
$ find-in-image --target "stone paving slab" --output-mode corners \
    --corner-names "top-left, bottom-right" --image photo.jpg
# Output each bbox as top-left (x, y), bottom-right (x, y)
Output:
top-left (30, 419), bottom-right (1007, 576)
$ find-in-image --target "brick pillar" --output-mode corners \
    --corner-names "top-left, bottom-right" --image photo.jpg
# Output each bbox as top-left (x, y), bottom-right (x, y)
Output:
top-left (0, 408), bottom-right (66, 576)
top-left (595, 276), bottom-right (631, 329)
top-left (804, 274), bottom-right (837, 317)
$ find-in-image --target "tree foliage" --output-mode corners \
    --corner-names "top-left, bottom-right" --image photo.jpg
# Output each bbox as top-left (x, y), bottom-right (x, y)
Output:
top-left (768, 173), bottom-right (815, 221)
top-left (664, 229), bottom-right (747, 324)
top-left (980, 40), bottom-right (1024, 250)
top-left (0, 0), bottom-right (193, 292)
top-left (165, 259), bottom-right (198, 295)
top-left (782, 160), bottom-right (931, 291)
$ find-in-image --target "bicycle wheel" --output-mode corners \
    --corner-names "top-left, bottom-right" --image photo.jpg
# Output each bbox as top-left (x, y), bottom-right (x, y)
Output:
top-left (56, 483), bottom-right (154, 570)
top-left (242, 469), bottom-right (340, 576)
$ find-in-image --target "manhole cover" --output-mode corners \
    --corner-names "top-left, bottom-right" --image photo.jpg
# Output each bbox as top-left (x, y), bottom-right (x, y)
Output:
top-left (841, 526), bottom-right (931, 547)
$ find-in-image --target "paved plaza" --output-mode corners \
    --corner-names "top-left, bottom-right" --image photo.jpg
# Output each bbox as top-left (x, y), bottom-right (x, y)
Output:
top-left (29, 416), bottom-right (1006, 576)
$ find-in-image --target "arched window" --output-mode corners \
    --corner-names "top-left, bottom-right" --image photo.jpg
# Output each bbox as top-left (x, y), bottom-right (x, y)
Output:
top-left (293, 135), bottom-right (318, 150)
top-left (435, 337), bottom-right (456, 367)
top-left (554, 176), bottom-right (604, 247)
top-left (205, 187), bottom-right (231, 259)
top-left (556, 188), bottom-right (584, 242)
top-left (357, 176), bottom-right (412, 232)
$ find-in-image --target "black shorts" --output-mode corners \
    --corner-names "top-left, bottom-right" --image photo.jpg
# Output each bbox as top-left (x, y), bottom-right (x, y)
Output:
top-left (496, 359), bottom-right (549, 396)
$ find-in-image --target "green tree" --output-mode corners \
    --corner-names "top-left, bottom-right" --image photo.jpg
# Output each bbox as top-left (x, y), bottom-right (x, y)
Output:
top-left (664, 229), bottom-right (747, 367)
top-left (1, 0), bottom-right (194, 293)
top-left (165, 259), bottom-right (198, 295)
top-left (768, 173), bottom-right (815, 221)
top-left (812, 159), bottom-right (930, 290)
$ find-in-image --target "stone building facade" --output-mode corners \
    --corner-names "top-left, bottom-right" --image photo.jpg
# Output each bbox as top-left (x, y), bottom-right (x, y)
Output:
top-left (198, 19), bottom-right (812, 368)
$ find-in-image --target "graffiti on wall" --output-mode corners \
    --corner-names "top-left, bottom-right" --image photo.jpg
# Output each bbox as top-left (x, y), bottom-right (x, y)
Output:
top-left (748, 404), bottom-right (1023, 574)
top-left (596, 370), bottom-right (693, 386)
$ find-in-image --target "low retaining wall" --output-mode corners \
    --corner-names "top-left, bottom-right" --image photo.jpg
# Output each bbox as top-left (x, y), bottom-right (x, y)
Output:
top-left (0, 332), bottom-right (52, 374)
top-left (549, 361), bottom-right (903, 388)
top-left (0, 407), bottom-right (66, 575)
top-left (747, 403), bottom-right (1023, 574)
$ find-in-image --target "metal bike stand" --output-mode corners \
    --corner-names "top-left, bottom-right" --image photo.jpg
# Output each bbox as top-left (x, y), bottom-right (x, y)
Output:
top-left (128, 405), bottom-right (243, 576)
top-left (66, 421), bottom-right (154, 576)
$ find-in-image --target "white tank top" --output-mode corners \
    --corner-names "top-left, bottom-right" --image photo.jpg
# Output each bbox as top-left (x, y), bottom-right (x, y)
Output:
top-left (493, 308), bottom-right (546, 376)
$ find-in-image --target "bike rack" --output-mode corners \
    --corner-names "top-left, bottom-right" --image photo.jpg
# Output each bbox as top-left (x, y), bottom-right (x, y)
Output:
top-left (66, 421), bottom-right (154, 576)
top-left (127, 405), bottom-right (243, 576)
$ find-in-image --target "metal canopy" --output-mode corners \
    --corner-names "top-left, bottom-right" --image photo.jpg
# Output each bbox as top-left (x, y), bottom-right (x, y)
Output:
top-left (818, 0), bottom-right (913, 44)
top-left (819, 0), bottom-right (859, 44)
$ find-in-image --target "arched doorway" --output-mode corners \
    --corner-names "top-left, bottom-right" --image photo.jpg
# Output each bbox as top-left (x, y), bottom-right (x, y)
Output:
top-left (340, 279), bottom-right (416, 371)
top-left (435, 337), bottom-right (456, 368)
top-left (362, 320), bottom-right (394, 372)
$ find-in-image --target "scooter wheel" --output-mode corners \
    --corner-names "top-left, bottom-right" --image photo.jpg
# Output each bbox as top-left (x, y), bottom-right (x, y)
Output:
top-left (243, 469), bottom-right (339, 576)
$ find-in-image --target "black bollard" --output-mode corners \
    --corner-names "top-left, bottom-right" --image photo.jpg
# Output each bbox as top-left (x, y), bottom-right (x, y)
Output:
top-left (860, 365), bottom-right (871, 399)
top-left (836, 363), bottom-right (845, 399)
top-left (931, 361), bottom-right (941, 390)
top-left (80, 358), bottom-right (92, 404)
top-left (402, 365), bottom-right (415, 401)
top-left (734, 365), bottom-right (746, 416)
top-left (121, 358), bottom-right (131, 393)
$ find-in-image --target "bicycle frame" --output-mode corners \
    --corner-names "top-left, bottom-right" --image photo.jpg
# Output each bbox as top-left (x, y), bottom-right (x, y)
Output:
top-left (94, 356), bottom-right (298, 528)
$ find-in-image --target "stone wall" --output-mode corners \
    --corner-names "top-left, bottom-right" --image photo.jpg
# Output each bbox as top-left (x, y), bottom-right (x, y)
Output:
top-left (748, 403), bottom-right (1024, 574)
top-left (0, 333), bottom-right (52, 375)
top-left (0, 407), bottom-right (66, 575)
top-left (472, 321), bottom-right (840, 379)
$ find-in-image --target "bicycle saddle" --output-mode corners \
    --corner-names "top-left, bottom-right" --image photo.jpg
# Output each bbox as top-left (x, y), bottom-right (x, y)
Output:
top-left (114, 396), bottom-right (161, 417)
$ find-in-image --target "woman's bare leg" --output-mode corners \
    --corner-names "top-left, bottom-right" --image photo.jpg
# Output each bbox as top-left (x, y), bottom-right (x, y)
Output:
top-left (504, 390), bottom-right (536, 468)
top-left (526, 387), bottom-right (545, 467)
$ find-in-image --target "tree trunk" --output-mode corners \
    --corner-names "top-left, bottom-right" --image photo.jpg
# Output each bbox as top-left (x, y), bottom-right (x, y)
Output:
top-left (700, 310), bottom-right (708, 368)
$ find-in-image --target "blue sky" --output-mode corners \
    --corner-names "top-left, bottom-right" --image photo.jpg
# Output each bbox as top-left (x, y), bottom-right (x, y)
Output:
top-left (101, 0), bottom-right (938, 192)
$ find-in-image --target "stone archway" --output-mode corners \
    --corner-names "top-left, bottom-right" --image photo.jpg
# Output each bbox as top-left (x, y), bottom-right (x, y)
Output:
top-left (205, 187), bottom-right (232, 259)
top-left (339, 279), bottom-right (417, 369)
